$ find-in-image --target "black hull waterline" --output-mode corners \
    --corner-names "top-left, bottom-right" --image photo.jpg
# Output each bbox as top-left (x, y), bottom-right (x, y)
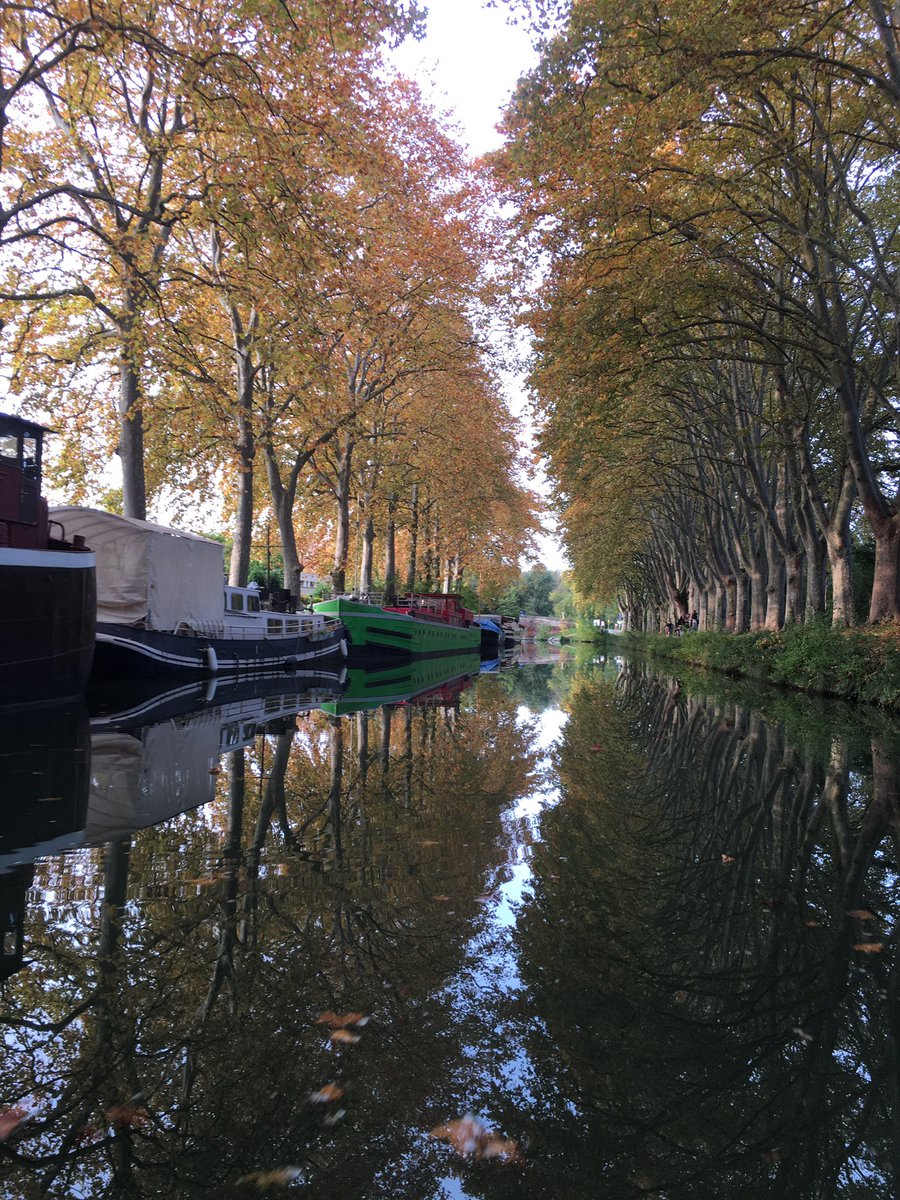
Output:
top-left (92, 622), bottom-right (346, 677)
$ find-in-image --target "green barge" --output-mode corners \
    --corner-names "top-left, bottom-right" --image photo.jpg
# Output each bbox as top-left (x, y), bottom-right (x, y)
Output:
top-left (312, 594), bottom-right (481, 660)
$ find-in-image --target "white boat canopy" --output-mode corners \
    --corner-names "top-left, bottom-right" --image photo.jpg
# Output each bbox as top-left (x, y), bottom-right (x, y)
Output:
top-left (51, 506), bottom-right (225, 631)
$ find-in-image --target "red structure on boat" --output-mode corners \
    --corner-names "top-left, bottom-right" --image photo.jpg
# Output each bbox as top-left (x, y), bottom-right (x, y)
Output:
top-left (0, 414), bottom-right (96, 703)
top-left (382, 593), bottom-right (475, 627)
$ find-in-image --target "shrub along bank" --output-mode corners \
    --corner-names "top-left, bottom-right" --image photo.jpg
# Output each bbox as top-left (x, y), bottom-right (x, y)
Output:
top-left (618, 623), bottom-right (900, 710)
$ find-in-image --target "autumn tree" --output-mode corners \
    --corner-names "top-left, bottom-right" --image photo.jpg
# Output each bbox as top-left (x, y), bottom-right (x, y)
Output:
top-left (499, 0), bottom-right (900, 627)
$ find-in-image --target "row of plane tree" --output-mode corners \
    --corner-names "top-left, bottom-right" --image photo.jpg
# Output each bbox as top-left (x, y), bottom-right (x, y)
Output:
top-left (0, 0), bottom-right (537, 601)
top-left (499, 0), bottom-right (900, 630)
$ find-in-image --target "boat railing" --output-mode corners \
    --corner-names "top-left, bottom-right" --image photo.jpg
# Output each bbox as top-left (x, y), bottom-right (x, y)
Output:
top-left (177, 614), bottom-right (337, 640)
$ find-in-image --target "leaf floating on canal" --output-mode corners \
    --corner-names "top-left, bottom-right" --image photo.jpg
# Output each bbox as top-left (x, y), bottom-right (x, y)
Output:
top-left (236, 1166), bottom-right (304, 1189)
top-left (721, 854), bottom-right (736, 865)
top-left (846, 909), bottom-right (877, 920)
top-left (316, 1011), bottom-right (367, 1029)
top-left (0, 1106), bottom-right (28, 1140)
top-left (107, 1103), bottom-right (151, 1129)
top-left (757, 898), bottom-right (784, 908)
top-left (431, 1114), bottom-right (522, 1164)
top-left (329, 1029), bottom-right (361, 1045)
top-left (309, 1083), bottom-right (345, 1104)
top-left (852, 942), bottom-right (885, 953)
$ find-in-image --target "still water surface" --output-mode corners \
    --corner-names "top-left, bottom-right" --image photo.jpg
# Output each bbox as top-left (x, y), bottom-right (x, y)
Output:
top-left (1, 651), bottom-right (897, 1198)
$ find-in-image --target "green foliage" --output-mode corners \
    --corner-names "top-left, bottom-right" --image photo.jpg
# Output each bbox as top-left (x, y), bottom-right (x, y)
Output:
top-left (497, 582), bottom-right (522, 618)
top-left (626, 624), bottom-right (900, 709)
top-left (566, 620), bottom-right (608, 644)
top-left (520, 565), bottom-right (557, 616)
top-left (248, 560), bottom-right (283, 588)
top-left (496, 566), bottom-right (560, 617)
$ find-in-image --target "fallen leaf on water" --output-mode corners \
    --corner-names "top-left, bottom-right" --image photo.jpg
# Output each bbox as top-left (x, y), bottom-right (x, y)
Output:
top-left (329, 1029), bottom-right (361, 1045)
top-left (236, 1166), bottom-right (304, 1189)
top-left (803, 919), bottom-right (821, 928)
top-left (322, 1108), bottom-right (346, 1128)
top-left (309, 1084), bottom-right (345, 1104)
top-left (590, 744), bottom-right (602, 752)
top-left (793, 1027), bottom-right (814, 1042)
top-left (431, 1114), bottom-right (522, 1164)
top-left (419, 840), bottom-right (440, 847)
top-left (316, 1011), bottom-right (367, 1029)
top-left (0, 1106), bottom-right (28, 1140)
top-left (432, 895), bottom-right (451, 902)
top-left (721, 854), bottom-right (736, 865)
top-left (107, 1104), bottom-right (150, 1129)
top-left (673, 990), bottom-right (688, 1003)
top-left (852, 942), bottom-right (885, 954)
top-left (757, 898), bottom-right (784, 908)
top-left (846, 909), bottom-right (877, 920)
top-left (475, 894), bottom-right (494, 904)
top-left (762, 1148), bottom-right (782, 1165)
top-left (37, 796), bottom-right (63, 803)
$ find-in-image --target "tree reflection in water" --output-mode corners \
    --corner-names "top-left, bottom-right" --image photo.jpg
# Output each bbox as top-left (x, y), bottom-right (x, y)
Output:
top-left (0, 660), bottom-right (895, 1199)
top-left (519, 661), bottom-right (898, 1199)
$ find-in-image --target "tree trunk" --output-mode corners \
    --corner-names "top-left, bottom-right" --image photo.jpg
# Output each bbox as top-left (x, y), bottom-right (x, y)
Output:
top-left (331, 438), bottom-right (353, 594)
top-left (749, 569), bottom-right (766, 631)
top-left (279, 506), bottom-right (303, 601)
top-left (784, 549), bottom-right (804, 625)
top-left (825, 526), bottom-right (856, 628)
top-left (698, 586), bottom-right (709, 631)
top-left (118, 299), bottom-right (146, 520)
top-left (712, 580), bottom-right (725, 630)
top-left (406, 483), bottom-right (419, 591)
top-left (384, 501), bottom-right (397, 602)
top-left (229, 369), bottom-right (255, 587)
top-left (802, 528), bottom-right (827, 621)
top-left (724, 576), bottom-right (736, 632)
top-left (868, 514), bottom-right (900, 623)
top-left (733, 571), bottom-right (748, 634)
top-left (359, 514), bottom-right (374, 594)
top-left (764, 530), bottom-right (785, 630)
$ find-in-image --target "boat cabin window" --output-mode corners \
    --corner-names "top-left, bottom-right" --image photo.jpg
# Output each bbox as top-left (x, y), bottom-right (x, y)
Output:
top-left (247, 594), bottom-right (260, 613)
top-left (228, 592), bottom-right (243, 612)
top-left (0, 433), bottom-right (18, 463)
top-left (21, 436), bottom-right (39, 479)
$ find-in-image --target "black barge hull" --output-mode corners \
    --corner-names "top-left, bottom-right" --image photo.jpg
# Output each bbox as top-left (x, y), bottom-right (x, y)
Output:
top-left (0, 549), bottom-right (96, 704)
top-left (92, 622), bottom-right (347, 677)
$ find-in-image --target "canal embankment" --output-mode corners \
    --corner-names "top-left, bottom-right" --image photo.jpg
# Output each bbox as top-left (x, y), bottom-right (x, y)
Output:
top-left (613, 623), bottom-right (900, 710)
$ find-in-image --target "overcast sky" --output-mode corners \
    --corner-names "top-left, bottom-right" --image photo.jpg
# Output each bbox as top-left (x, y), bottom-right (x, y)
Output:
top-left (392, 2), bottom-right (568, 572)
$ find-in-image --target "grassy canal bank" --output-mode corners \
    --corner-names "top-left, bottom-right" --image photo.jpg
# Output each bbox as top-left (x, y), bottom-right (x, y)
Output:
top-left (610, 623), bottom-right (900, 710)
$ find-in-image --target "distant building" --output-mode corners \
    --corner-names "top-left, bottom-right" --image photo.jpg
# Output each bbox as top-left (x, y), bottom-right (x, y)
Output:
top-left (298, 571), bottom-right (320, 597)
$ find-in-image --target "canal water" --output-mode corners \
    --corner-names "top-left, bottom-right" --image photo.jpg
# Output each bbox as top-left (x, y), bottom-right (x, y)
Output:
top-left (0, 651), bottom-right (896, 1199)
